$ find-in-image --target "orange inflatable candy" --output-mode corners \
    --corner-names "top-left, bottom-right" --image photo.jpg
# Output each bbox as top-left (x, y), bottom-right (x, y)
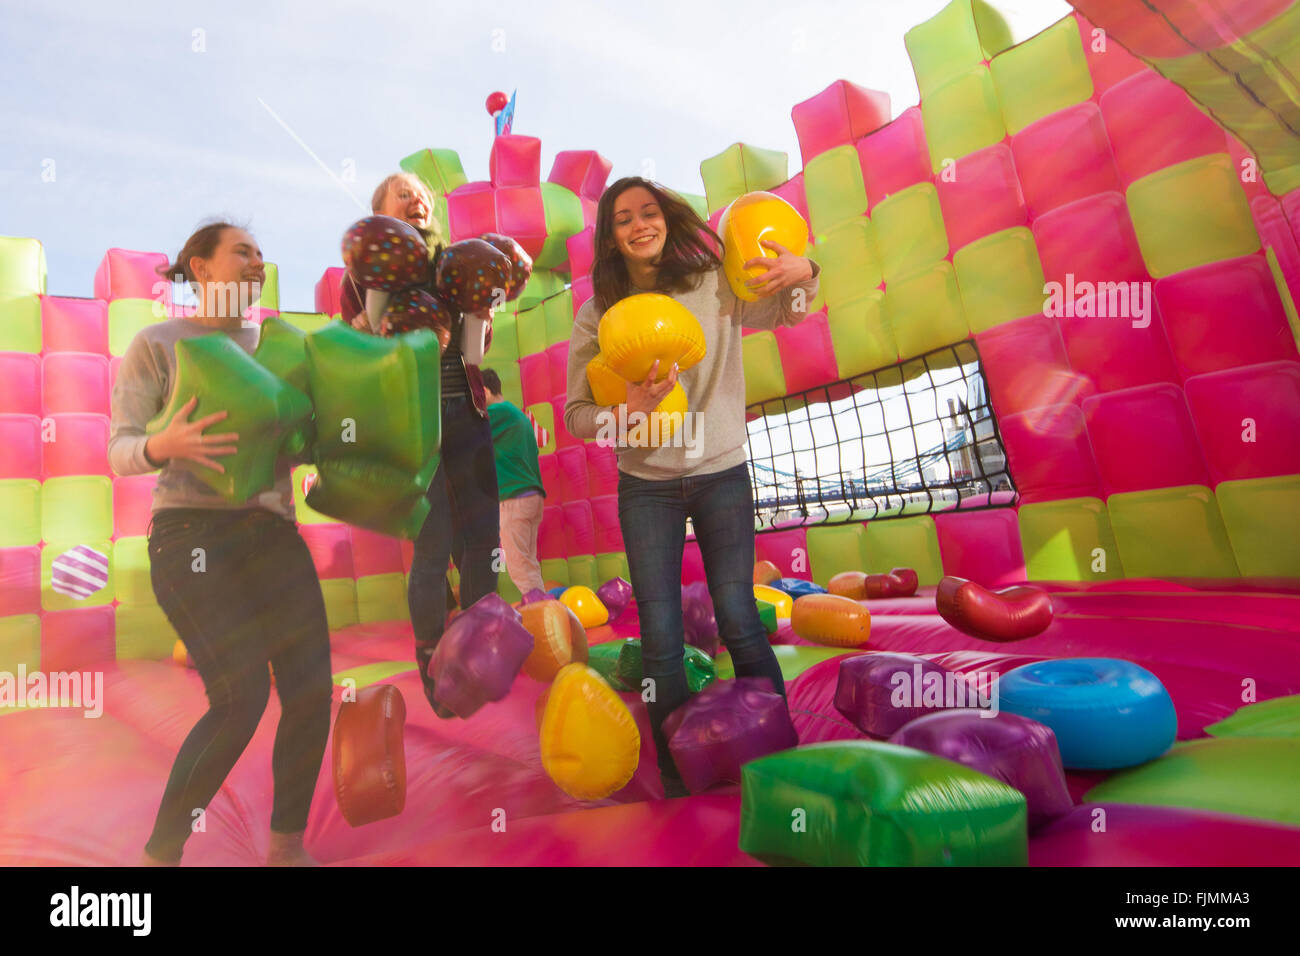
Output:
top-left (560, 585), bottom-right (609, 628)
top-left (332, 683), bottom-right (407, 827)
top-left (540, 664), bottom-right (641, 800)
top-left (753, 584), bottom-right (793, 618)
top-left (790, 593), bottom-right (871, 647)
top-left (753, 560), bottom-right (782, 585)
top-left (597, 293), bottom-right (706, 383)
top-left (171, 639), bottom-right (194, 668)
top-left (718, 191), bottom-right (810, 302)
top-left (521, 599), bottom-right (590, 682)
top-left (827, 571), bottom-right (868, 599)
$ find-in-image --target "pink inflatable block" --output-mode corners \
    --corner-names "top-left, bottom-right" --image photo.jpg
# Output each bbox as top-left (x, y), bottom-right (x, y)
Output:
top-left (935, 144), bottom-right (1026, 251)
top-left (1072, 13), bottom-right (1144, 95)
top-left (494, 186), bottom-right (547, 259)
top-left (40, 606), bottom-right (115, 672)
top-left (1100, 71), bottom-right (1227, 186)
top-left (348, 527), bottom-right (404, 577)
top-left (934, 510), bottom-right (1027, 587)
top-left (0, 415), bottom-right (41, 479)
top-left (682, 538), bottom-right (705, 585)
top-left (489, 135), bottom-right (541, 188)
top-left (1251, 195), bottom-right (1300, 309)
top-left (1184, 361), bottom-right (1300, 483)
top-left (0, 353), bottom-right (41, 415)
top-left (315, 267), bottom-right (345, 316)
top-left (445, 182), bottom-right (497, 242)
top-left (585, 443), bottom-right (618, 497)
top-left (550, 396), bottom-right (579, 449)
top-left (400, 538), bottom-right (414, 573)
top-left (1227, 137), bottom-right (1265, 201)
top-left (1035, 192), bottom-right (1146, 289)
top-left (977, 314), bottom-right (1095, 416)
top-left (570, 275), bottom-right (594, 315)
top-left (769, 171), bottom-right (811, 225)
top-left (545, 342), bottom-right (568, 400)
top-left (590, 494), bottom-right (623, 553)
top-left (93, 249), bottom-right (170, 302)
top-left (858, 107), bottom-right (930, 210)
top-left (560, 500), bottom-right (595, 555)
top-left (1011, 103), bottom-right (1121, 218)
top-left (0, 547), bottom-right (39, 616)
top-left (773, 313), bottom-right (837, 395)
top-left (556, 446), bottom-right (589, 501)
top-left (1154, 255), bottom-right (1298, 379)
top-left (547, 150), bottom-right (613, 201)
top-left (1060, 300), bottom-right (1179, 395)
top-left (566, 227), bottom-right (595, 279)
top-left (1071, 0), bottom-right (1287, 60)
top-left (1082, 384), bottom-right (1209, 495)
top-left (538, 453), bottom-right (559, 498)
top-left (112, 475), bottom-right (157, 537)
top-left (754, 527), bottom-right (808, 577)
top-left (40, 353), bottom-right (110, 416)
top-left (791, 79), bottom-right (890, 166)
top-left (41, 297), bottom-right (108, 355)
top-left (999, 404), bottom-right (1102, 503)
top-left (1030, 802), bottom-right (1300, 866)
top-left (581, 197), bottom-right (598, 229)
top-left (537, 505), bottom-right (565, 561)
top-left (42, 414), bottom-right (109, 477)
top-left (518, 353), bottom-right (551, 408)
top-left (297, 522), bottom-right (354, 580)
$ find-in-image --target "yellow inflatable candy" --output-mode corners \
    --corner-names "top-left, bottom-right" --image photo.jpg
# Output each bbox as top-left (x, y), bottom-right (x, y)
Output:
top-left (596, 293), bottom-right (706, 383)
top-left (790, 593), bottom-right (872, 647)
top-left (753, 584), bottom-right (793, 619)
top-left (560, 585), bottom-right (609, 628)
top-left (718, 191), bottom-right (809, 302)
top-left (540, 664), bottom-right (641, 800)
top-left (172, 639), bottom-right (193, 669)
top-left (586, 352), bottom-right (690, 443)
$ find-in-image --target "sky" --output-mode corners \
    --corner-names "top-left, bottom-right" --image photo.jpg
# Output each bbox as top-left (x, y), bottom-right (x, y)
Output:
top-left (2, 0), bottom-right (1071, 312)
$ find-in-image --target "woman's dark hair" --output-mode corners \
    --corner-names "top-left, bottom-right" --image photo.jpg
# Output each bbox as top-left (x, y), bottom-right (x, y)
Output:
top-left (479, 367), bottom-right (503, 395)
top-left (157, 220), bottom-right (242, 288)
top-left (591, 177), bottom-right (721, 313)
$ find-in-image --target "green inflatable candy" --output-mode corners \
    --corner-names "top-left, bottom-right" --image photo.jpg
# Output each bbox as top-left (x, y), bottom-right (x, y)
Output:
top-left (304, 321), bottom-right (442, 537)
top-left (147, 332), bottom-right (312, 504)
top-left (253, 316), bottom-right (315, 459)
top-left (614, 639), bottom-right (717, 694)
top-left (739, 741), bottom-right (1028, 866)
top-left (755, 599), bottom-right (778, 635)
top-left (1204, 694), bottom-right (1300, 739)
top-left (1083, 737), bottom-right (1300, 827)
top-left (587, 640), bottom-right (632, 692)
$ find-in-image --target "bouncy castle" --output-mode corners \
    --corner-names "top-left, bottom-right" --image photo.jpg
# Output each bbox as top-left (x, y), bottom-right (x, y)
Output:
top-left (2, 0), bottom-right (1299, 865)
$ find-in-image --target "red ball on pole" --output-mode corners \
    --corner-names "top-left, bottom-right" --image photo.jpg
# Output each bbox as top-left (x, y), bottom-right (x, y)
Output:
top-left (486, 91), bottom-right (508, 116)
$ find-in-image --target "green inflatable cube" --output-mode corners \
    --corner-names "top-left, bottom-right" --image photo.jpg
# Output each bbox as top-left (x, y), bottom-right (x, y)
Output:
top-left (1217, 474), bottom-right (1300, 577)
top-left (1018, 497), bottom-right (1125, 581)
top-left (922, 66), bottom-right (1006, 175)
top-left (742, 332), bottom-right (787, 406)
top-left (803, 144), bottom-right (868, 239)
top-left (41, 476), bottom-right (113, 544)
top-left (0, 294), bottom-right (42, 353)
top-left (952, 227), bottom-right (1045, 334)
top-left (872, 183), bottom-right (949, 283)
top-left (828, 291), bottom-right (898, 379)
top-left (0, 614), bottom-right (42, 675)
top-left (114, 604), bottom-right (179, 661)
top-left (989, 17), bottom-right (1092, 134)
top-left (1107, 485), bottom-right (1240, 579)
top-left (108, 299), bottom-right (166, 358)
top-left (811, 218), bottom-right (881, 311)
top-left (863, 516), bottom-right (944, 585)
top-left (1206, 694), bottom-right (1300, 740)
top-left (884, 260), bottom-right (970, 360)
top-left (400, 148), bottom-right (468, 195)
top-left (700, 143), bottom-right (789, 216)
top-left (539, 182), bottom-right (584, 271)
top-left (0, 479), bottom-right (40, 547)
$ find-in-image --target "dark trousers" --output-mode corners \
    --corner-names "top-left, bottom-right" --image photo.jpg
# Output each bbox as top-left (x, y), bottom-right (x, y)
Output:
top-left (408, 396), bottom-right (501, 704)
top-left (145, 507), bottom-right (333, 863)
top-left (616, 461), bottom-right (787, 779)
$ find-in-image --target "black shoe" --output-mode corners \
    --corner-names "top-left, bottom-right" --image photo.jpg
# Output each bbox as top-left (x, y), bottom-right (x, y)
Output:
top-left (414, 643), bottom-right (455, 719)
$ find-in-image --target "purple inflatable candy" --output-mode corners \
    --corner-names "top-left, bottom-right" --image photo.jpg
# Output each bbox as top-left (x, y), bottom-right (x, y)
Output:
top-left (595, 577), bottom-right (633, 621)
top-left (681, 581), bottom-right (719, 657)
top-left (834, 652), bottom-right (977, 738)
top-left (889, 710), bottom-right (1074, 830)
top-left (520, 588), bottom-right (549, 606)
top-left (429, 593), bottom-right (533, 718)
top-left (663, 678), bottom-right (798, 794)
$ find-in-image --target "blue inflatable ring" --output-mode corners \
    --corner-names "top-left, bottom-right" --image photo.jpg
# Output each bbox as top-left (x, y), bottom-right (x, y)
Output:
top-left (547, 585), bottom-right (568, 599)
top-left (997, 658), bottom-right (1176, 770)
top-left (770, 578), bottom-right (827, 598)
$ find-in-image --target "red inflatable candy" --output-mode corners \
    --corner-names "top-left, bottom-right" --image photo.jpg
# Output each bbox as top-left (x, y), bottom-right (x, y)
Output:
top-left (864, 573), bottom-right (909, 599)
top-left (379, 287), bottom-right (455, 347)
top-left (936, 576), bottom-right (1054, 642)
top-left (342, 216), bottom-right (430, 292)
top-left (332, 683), bottom-right (407, 827)
top-left (435, 238), bottom-right (512, 312)
top-left (479, 232), bottom-right (533, 301)
top-left (889, 567), bottom-right (919, 595)
top-left (486, 91), bottom-right (508, 115)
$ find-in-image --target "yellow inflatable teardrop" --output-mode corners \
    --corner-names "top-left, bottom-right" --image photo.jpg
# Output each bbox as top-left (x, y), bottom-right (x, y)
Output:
top-left (540, 664), bottom-right (641, 800)
top-left (719, 191), bottom-right (809, 302)
top-left (560, 585), bottom-right (609, 627)
top-left (583, 354), bottom-right (690, 444)
top-left (753, 584), bottom-right (793, 618)
top-left (596, 294), bottom-right (706, 382)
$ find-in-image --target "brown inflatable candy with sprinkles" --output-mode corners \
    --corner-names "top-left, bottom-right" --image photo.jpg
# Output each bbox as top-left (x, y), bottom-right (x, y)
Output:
top-left (435, 237), bottom-right (512, 312)
top-left (378, 287), bottom-right (455, 348)
top-left (479, 232), bottom-right (533, 301)
top-left (341, 215), bottom-right (431, 292)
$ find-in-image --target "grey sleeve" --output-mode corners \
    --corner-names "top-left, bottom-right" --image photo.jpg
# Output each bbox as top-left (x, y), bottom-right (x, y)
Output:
top-left (108, 333), bottom-right (167, 476)
top-left (735, 259), bottom-right (822, 331)
top-left (563, 299), bottom-right (608, 441)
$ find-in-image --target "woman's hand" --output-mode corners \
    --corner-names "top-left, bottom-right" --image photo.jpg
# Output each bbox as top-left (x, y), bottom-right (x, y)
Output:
top-left (743, 240), bottom-right (814, 297)
top-left (147, 395), bottom-right (239, 473)
top-left (624, 359), bottom-right (678, 418)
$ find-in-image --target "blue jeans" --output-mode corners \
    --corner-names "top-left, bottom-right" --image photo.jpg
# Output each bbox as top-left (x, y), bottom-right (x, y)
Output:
top-left (408, 396), bottom-right (500, 709)
top-left (617, 461), bottom-right (787, 779)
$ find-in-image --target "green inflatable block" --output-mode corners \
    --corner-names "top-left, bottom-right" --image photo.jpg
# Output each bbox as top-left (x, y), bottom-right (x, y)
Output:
top-left (989, 16), bottom-right (1092, 135)
top-left (252, 262), bottom-right (279, 312)
top-left (539, 182), bottom-right (584, 271)
top-left (254, 316), bottom-right (315, 458)
top-left (827, 291), bottom-right (898, 379)
top-left (0, 295), bottom-right (41, 353)
top-left (304, 322), bottom-right (443, 537)
top-left (400, 147), bottom-right (468, 196)
top-left (1217, 475), bottom-right (1300, 577)
top-left (803, 145), bottom-right (868, 239)
top-left (742, 331), bottom-right (786, 406)
top-left (1106, 485), bottom-right (1240, 579)
top-left (0, 479), bottom-right (40, 547)
top-left (1018, 497), bottom-right (1125, 581)
top-left (921, 66), bottom-right (1005, 174)
top-left (872, 183), bottom-right (948, 283)
top-left (714, 644), bottom-right (856, 682)
top-left (756, 599), bottom-right (778, 635)
top-left (332, 661), bottom-right (416, 689)
top-left (147, 332), bottom-right (312, 504)
top-left (614, 639), bottom-right (716, 694)
top-left (0, 614), bottom-right (41, 676)
top-left (700, 143), bottom-right (789, 216)
top-left (1205, 695), bottom-right (1300, 739)
top-left (588, 640), bottom-right (633, 691)
top-left (740, 741), bottom-right (1028, 866)
top-left (0, 236), bottom-right (47, 298)
top-left (544, 289), bottom-right (575, 345)
top-left (1084, 737), bottom-right (1300, 827)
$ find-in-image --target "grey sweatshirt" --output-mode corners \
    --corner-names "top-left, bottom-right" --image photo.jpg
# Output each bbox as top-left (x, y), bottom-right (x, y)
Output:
top-left (108, 318), bottom-right (299, 520)
top-left (564, 262), bottom-right (820, 481)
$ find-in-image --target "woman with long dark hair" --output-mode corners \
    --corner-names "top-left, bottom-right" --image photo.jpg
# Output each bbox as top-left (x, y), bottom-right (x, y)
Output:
top-left (564, 178), bottom-right (819, 796)
top-left (110, 222), bottom-right (332, 865)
